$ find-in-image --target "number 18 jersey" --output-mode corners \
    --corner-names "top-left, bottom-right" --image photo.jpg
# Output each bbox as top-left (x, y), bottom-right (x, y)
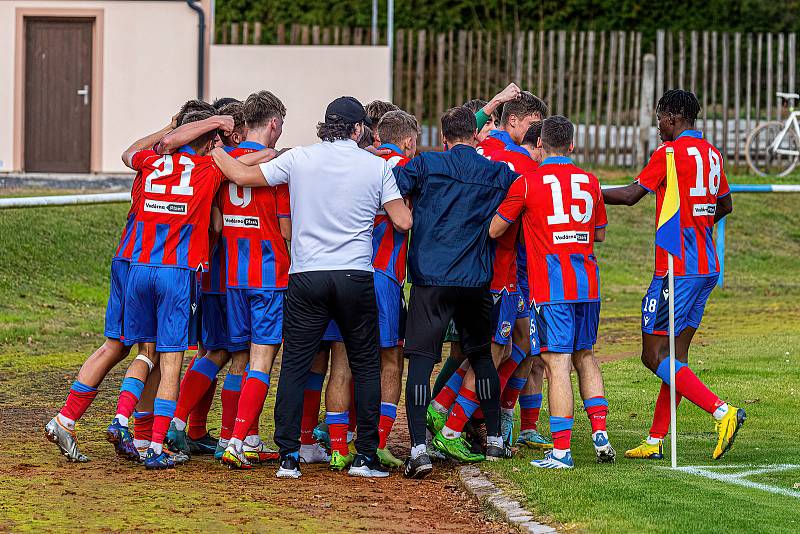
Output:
top-left (497, 156), bottom-right (607, 305)
top-left (636, 130), bottom-right (730, 278)
top-left (129, 148), bottom-right (224, 270)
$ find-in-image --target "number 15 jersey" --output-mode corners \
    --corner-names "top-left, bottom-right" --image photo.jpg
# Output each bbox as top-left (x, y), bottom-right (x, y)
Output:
top-left (497, 156), bottom-right (607, 305)
top-left (636, 130), bottom-right (730, 278)
top-left (129, 148), bottom-right (224, 270)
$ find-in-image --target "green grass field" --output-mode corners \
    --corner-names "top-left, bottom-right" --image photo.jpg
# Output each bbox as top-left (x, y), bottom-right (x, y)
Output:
top-left (0, 177), bottom-right (799, 532)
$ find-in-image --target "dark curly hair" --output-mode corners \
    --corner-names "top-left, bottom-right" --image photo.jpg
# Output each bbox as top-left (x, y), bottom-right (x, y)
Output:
top-left (317, 122), bottom-right (359, 142)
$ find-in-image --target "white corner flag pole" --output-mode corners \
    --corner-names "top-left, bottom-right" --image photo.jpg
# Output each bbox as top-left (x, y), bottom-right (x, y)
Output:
top-left (667, 252), bottom-right (678, 468)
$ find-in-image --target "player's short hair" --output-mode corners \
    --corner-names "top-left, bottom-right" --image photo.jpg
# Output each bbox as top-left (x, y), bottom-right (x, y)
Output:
top-left (212, 97), bottom-right (240, 111)
top-left (463, 98), bottom-right (488, 114)
top-left (176, 99), bottom-right (215, 126)
top-left (377, 110), bottom-right (420, 145)
top-left (540, 115), bottom-right (574, 154)
top-left (441, 106), bottom-right (477, 143)
top-left (364, 100), bottom-right (400, 125)
top-left (656, 89), bottom-right (701, 125)
top-left (522, 121), bottom-right (543, 148)
top-left (181, 110), bottom-right (218, 151)
top-left (243, 90), bottom-right (287, 129)
top-left (501, 91), bottom-right (549, 125)
top-left (217, 102), bottom-right (246, 133)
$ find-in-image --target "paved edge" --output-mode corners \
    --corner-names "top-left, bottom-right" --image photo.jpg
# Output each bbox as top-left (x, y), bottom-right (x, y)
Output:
top-left (458, 465), bottom-right (557, 534)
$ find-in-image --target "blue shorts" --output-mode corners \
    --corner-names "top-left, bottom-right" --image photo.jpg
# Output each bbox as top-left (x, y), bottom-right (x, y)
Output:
top-left (514, 286), bottom-right (529, 321)
top-left (491, 289), bottom-right (521, 345)
top-left (124, 265), bottom-right (197, 352)
top-left (201, 292), bottom-right (229, 351)
top-left (226, 288), bottom-right (284, 349)
top-left (321, 271), bottom-right (406, 348)
top-left (530, 301), bottom-right (600, 354)
top-left (641, 274), bottom-right (718, 336)
top-left (104, 258), bottom-right (130, 340)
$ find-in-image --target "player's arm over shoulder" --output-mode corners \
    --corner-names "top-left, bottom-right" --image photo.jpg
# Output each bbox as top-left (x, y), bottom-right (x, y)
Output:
top-left (490, 174), bottom-right (527, 238)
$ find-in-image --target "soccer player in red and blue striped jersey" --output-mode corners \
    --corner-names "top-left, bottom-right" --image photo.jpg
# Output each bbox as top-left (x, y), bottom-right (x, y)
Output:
top-left (492, 115), bottom-right (614, 468)
top-left (113, 110), bottom-right (227, 469)
top-left (218, 90), bottom-right (290, 469)
top-left (603, 90), bottom-right (744, 461)
top-left (45, 103), bottom-right (210, 463)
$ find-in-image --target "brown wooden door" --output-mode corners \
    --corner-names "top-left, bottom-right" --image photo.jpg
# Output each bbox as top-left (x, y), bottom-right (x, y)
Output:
top-left (24, 18), bottom-right (93, 173)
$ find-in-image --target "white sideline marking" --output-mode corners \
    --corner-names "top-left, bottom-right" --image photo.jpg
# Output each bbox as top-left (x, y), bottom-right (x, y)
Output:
top-left (672, 464), bottom-right (800, 499)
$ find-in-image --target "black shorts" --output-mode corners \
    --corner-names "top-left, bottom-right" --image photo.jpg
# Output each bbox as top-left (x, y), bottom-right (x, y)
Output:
top-left (404, 285), bottom-right (493, 363)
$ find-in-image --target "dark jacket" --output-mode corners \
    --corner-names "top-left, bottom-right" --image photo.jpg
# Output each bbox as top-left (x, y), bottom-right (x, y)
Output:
top-left (393, 144), bottom-right (518, 287)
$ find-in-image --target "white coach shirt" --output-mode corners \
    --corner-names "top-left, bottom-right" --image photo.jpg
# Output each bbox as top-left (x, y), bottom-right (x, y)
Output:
top-left (258, 138), bottom-right (402, 274)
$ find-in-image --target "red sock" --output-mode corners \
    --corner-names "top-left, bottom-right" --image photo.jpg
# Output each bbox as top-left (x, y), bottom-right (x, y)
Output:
top-left (174, 368), bottom-right (215, 424)
top-left (520, 407), bottom-right (540, 431)
top-left (584, 397), bottom-right (609, 433)
top-left (220, 377), bottom-right (242, 441)
top-left (500, 376), bottom-right (527, 410)
top-left (650, 382), bottom-right (683, 439)
top-left (301, 377), bottom-right (324, 445)
top-left (552, 429), bottom-right (572, 450)
top-left (433, 367), bottom-right (467, 410)
top-left (232, 373), bottom-right (270, 441)
top-left (152, 415), bottom-right (172, 447)
top-left (133, 412), bottom-right (154, 442)
top-left (188, 378), bottom-right (217, 440)
top-left (329, 423), bottom-right (349, 455)
top-left (60, 384), bottom-right (98, 422)
top-left (445, 389), bottom-right (480, 433)
top-left (674, 367), bottom-right (723, 414)
top-left (181, 356), bottom-right (197, 389)
top-left (497, 358), bottom-right (520, 391)
top-left (116, 391), bottom-right (139, 420)
top-left (241, 368), bottom-right (260, 439)
top-left (377, 403), bottom-right (398, 449)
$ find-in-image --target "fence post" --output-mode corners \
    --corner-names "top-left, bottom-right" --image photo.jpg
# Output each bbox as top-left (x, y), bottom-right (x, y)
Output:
top-left (637, 54), bottom-right (656, 167)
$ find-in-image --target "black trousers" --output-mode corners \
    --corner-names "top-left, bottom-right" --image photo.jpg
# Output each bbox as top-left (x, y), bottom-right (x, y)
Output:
top-left (403, 285), bottom-right (500, 447)
top-left (274, 270), bottom-right (381, 456)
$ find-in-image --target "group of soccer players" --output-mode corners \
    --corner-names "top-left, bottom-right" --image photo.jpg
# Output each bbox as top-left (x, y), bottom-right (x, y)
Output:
top-left (44, 81), bottom-right (746, 475)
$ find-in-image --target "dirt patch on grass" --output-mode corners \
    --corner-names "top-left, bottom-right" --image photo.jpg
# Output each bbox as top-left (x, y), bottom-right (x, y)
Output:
top-left (0, 361), bottom-right (509, 533)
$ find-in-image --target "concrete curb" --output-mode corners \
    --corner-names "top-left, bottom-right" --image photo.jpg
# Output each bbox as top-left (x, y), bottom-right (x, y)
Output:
top-left (0, 173), bottom-right (133, 191)
top-left (459, 465), bottom-right (556, 533)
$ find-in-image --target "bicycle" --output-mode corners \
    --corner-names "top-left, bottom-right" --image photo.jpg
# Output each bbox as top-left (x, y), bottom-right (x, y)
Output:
top-left (745, 92), bottom-right (800, 177)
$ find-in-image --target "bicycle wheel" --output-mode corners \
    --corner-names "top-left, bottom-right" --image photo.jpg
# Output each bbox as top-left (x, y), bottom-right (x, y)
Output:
top-left (745, 121), bottom-right (800, 177)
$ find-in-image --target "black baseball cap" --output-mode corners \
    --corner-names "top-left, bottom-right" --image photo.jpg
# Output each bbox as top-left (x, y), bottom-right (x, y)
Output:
top-left (325, 96), bottom-right (372, 126)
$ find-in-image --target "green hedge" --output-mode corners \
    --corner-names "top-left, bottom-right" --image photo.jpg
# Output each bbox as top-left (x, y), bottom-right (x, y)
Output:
top-left (216, 0), bottom-right (800, 34)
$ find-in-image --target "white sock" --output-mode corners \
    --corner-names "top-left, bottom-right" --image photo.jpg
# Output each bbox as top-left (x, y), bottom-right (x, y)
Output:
top-left (244, 434), bottom-right (260, 447)
top-left (133, 439), bottom-right (150, 449)
top-left (172, 418), bottom-right (187, 431)
top-left (430, 400), bottom-right (448, 414)
top-left (713, 403), bottom-right (729, 421)
top-left (114, 414), bottom-right (129, 428)
top-left (229, 437), bottom-right (244, 452)
top-left (346, 431), bottom-right (355, 443)
top-left (551, 448), bottom-right (569, 459)
top-left (56, 413), bottom-right (76, 431)
top-left (501, 408), bottom-right (514, 417)
top-left (487, 435), bottom-right (503, 448)
top-left (411, 444), bottom-right (426, 459)
top-left (646, 435), bottom-right (662, 445)
top-left (442, 426), bottom-right (461, 439)
top-left (217, 438), bottom-right (229, 448)
top-left (150, 442), bottom-right (163, 455)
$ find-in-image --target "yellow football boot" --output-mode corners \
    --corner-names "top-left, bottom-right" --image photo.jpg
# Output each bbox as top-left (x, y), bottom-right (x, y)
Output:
top-left (713, 406), bottom-right (746, 460)
top-left (624, 438), bottom-right (664, 460)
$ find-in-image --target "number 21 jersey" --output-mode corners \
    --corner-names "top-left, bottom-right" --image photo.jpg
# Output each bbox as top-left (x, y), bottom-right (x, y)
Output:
top-left (129, 148), bottom-right (224, 270)
top-left (497, 156), bottom-right (607, 305)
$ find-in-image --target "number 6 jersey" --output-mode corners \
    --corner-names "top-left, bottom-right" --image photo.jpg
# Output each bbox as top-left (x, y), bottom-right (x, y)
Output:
top-left (636, 130), bottom-right (730, 278)
top-left (496, 156), bottom-right (607, 305)
top-left (128, 147), bottom-right (225, 270)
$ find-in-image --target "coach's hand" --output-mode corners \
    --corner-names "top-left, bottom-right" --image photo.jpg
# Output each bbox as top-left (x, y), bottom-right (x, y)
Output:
top-left (364, 145), bottom-right (392, 157)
